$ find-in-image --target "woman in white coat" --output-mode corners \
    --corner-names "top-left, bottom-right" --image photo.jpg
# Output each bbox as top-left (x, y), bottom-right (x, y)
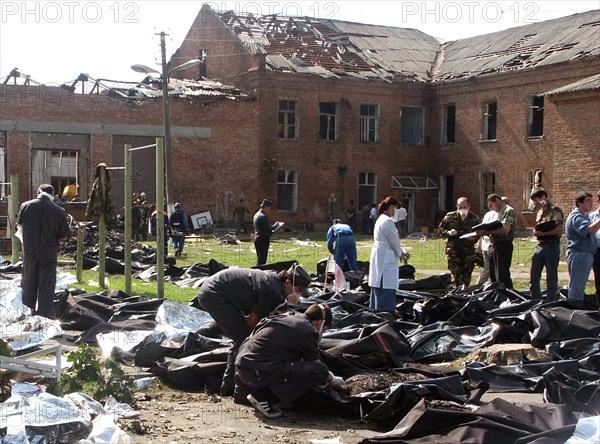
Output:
top-left (368, 196), bottom-right (407, 312)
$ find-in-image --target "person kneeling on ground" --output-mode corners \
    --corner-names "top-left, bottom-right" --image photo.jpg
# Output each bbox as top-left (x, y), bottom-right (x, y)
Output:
top-left (235, 303), bottom-right (344, 418)
top-left (197, 265), bottom-right (311, 397)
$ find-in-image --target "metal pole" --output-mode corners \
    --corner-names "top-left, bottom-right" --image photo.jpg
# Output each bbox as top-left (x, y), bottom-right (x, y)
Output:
top-left (160, 31), bottom-right (173, 213)
top-left (156, 137), bottom-right (165, 298)
top-left (76, 224), bottom-right (84, 283)
top-left (124, 144), bottom-right (133, 295)
top-left (98, 164), bottom-right (106, 288)
top-left (10, 175), bottom-right (19, 264)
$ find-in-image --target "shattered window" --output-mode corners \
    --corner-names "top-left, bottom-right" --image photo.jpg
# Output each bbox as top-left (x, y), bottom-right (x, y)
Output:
top-left (400, 107), bottom-right (424, 145)
top-left (360, 104), bottom-right (379, 143)
top-left (278, 100), bottom-right (298, 139)
top-left (32, 149), bottom-right (79, 198)
top-left (319, 102), bottom-right (337, 141)
top-left (441, 104), bottom-right (456, 144)
top-left (482, 101), bottom-right (497, 141)
top-left (358, 172), bottom-right (377, 208)
top-left (277, 169), bottom-right (297, 212)
top-left (527, 95), bottom-right (544, 137)
top-left (481, 172), bottom-right (496, 210)
top-left (524, 169), bottom-right (540, 207)
top-left (0, 131), bottom-right (6, 198)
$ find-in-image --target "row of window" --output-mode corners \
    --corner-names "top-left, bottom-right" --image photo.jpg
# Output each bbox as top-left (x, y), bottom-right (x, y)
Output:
top-left (278, 95), bottom-right (545, 144)
top-left (279, 100), bottom-right (424, 144)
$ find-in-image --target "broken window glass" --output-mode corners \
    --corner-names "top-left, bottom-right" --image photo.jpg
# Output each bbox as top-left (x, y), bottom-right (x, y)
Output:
top-left (360, 104), bottom-right (379, 143)
top-left (278, 100), bottom-right (298, 139)
top-left (31, 148), bottom-right (79, 199)
top-left (319, 102), bottom-right (337, 141)
top-left (401, 107), bottom-right (424, 145)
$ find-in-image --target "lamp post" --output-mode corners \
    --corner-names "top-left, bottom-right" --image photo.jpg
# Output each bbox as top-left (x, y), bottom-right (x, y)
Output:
top-left (132, 32), bottom-right (201, 211)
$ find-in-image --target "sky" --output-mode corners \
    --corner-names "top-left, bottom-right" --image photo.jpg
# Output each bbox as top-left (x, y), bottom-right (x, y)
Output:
top-left (0, 1), bottom-right (598, 85)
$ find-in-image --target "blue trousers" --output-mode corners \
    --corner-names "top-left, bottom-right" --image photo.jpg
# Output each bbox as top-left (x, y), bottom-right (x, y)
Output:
top-left (334, 235), bottom-right (358, 271)
top-left (567, 250), bottom-right (594, 301)
top-left (529, 242), bottom-right (560, 301)
top-left (171, 233), bottom-right (185, 254)
top-left (369, 286), bottom-right (397, 313)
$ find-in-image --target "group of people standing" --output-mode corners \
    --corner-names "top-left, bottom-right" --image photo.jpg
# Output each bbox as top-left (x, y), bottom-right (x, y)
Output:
top-left (438, 190), bottom-right (600, 305)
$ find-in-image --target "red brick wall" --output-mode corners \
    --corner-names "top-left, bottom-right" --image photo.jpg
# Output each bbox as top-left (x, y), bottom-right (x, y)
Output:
top-left (548, 91), bottom-right (600, 213)
top-left (430, 58), bottom-right (600, 226)
top-left (1, 85), bottom-right (260, 222)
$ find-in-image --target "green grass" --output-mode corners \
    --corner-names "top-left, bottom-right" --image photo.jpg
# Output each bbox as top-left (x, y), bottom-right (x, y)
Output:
top-left (63, 232), bottom-right (594, 304)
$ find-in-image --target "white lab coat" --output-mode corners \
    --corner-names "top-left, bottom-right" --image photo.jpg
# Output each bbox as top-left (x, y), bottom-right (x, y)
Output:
top-left (368, 214), bottom-right (404, 289)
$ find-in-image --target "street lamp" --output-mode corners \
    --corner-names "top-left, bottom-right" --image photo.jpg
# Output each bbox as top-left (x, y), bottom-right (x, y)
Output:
top-left (131, 33), bottom-right (202, 211)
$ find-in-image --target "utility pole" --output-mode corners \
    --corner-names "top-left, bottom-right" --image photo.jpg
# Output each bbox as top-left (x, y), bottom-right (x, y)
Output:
top-left (159, 31), bottom-right (173, 213)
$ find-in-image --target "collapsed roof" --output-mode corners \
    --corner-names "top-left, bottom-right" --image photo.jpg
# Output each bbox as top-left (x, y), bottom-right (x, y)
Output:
top-left (213, 9), bottom-right (600, 82)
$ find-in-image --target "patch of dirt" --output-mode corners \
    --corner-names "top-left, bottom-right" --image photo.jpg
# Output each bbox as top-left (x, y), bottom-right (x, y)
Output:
top-left (120, 382), bottom-right (386, 444)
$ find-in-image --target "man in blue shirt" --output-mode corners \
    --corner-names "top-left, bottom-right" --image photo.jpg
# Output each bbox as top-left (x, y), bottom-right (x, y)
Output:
top-left (589, 190), bottom-right (600, 302)
top-left (326, 219), bottom-right (359, 271)
top-left (565, 192), bottom-right (600, 302)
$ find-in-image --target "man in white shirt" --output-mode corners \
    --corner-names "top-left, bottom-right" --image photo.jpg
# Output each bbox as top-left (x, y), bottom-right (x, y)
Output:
top-left (476, 201), bottom-right (497, 285)
top-left (395, 205), bottom-right (408, 238)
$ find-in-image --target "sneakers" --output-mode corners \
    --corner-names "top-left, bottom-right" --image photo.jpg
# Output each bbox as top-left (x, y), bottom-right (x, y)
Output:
top-left (247, 393), bottom-right (282, 418)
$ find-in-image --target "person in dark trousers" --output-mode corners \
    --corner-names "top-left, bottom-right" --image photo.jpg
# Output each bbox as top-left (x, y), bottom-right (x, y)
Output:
top-left (197, 265), bottom-right (312, 397)
top-left (253, 199), bottom-right (282, 266)
top-left (346, 200), bottom-right (356, 230)
top-left (438, 197), bottom-right (480, 287)
top-left (169, 202), bottom-right (189, 256)
top-left (17, 184), bottom-right (70, 319)
top-left (236, 303), bottom-right (344, 418)
top-left (529, 189), bottom-right (564, 301)
top-left (233, 198), bottom-right (251, 234)
top-left (326, 219), bottom-right (359, 271)
top-left (361, 203), bottom-right (371, 235)
top-left (476, 194), bottom-right (517, 289)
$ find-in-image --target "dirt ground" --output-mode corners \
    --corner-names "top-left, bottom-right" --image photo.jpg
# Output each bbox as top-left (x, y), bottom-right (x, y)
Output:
top-left (122, 382), bottom-right (388, 444)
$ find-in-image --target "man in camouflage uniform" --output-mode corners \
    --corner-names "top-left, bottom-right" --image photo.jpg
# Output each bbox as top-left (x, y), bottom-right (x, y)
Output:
top-left (438, 197), bottom-right (480, 287)
top-left (233, 198), bottom-right (251, 234)
top-left (529, 189), bottom-right (564, 301)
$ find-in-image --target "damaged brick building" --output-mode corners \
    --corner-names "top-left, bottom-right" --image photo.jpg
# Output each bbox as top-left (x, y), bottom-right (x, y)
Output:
top-left (1, 6), bottom-right (599, 233)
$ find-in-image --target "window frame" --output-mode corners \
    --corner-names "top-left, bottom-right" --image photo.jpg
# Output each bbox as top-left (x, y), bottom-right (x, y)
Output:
top-left (481, 101), bottom-right (498, 141)
top-left (278, 99), bottom-right (299, 140)
top-left (441, 104), bottom-right (456, 144)
top-left (319, 101), bottom-right (338, 141)
top-left (276, 169), bottom-right (298, 212)
top-left (358, 171), bottom-right (378, 207)
top-left (527, 95), bottom-right (544, 138)
top-left (400, 106), bottom-right (424, 145)
top-left (360, 104), bottom-right (380, 143)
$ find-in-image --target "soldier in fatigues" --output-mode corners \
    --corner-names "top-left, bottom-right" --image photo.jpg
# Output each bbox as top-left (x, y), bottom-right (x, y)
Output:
top-left (438, 197), bottom-right (480, 287)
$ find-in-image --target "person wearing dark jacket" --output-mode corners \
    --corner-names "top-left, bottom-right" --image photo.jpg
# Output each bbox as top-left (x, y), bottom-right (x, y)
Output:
top-left (236, 303), bottom-right (341, 418)
top-left (169, 202), bottom-right (189, 256)
top-left (197, 265), bottom-right (312, 396)
top-left (17, 184), bottom-right (70, 319)
top-left (252, 199), bottom-right (282, 265)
